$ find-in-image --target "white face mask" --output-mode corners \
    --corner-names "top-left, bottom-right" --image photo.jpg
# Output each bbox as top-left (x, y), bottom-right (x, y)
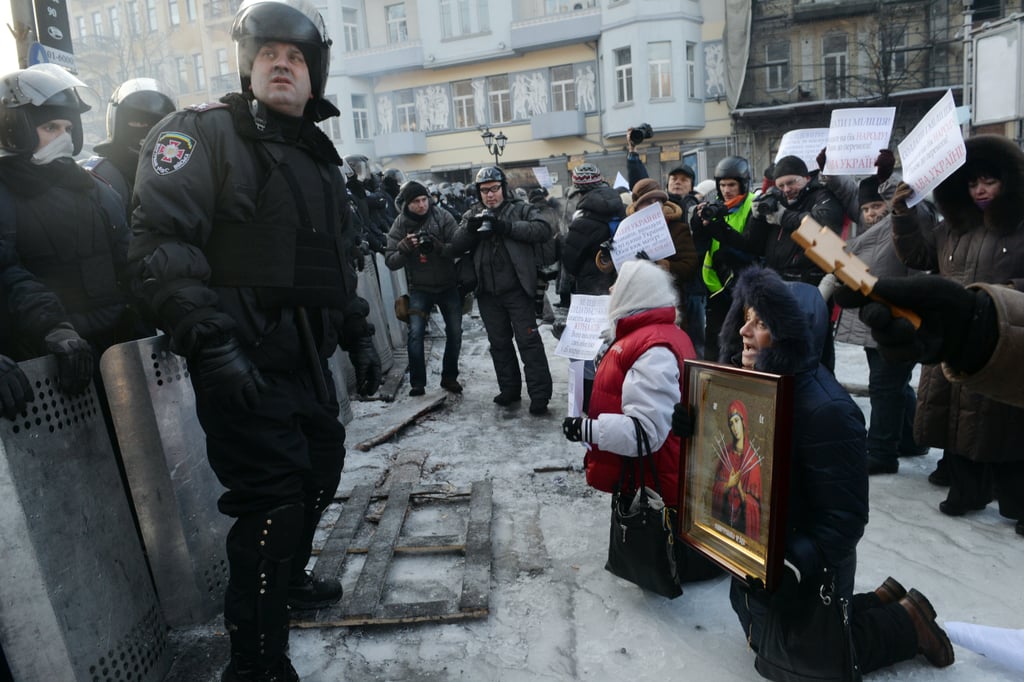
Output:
top-left (31, 132), bottom-right (74, 165)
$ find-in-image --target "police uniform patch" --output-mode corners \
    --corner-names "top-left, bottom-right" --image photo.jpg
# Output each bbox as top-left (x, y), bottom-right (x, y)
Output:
top-left (152, 132), bottom-right (196, 175)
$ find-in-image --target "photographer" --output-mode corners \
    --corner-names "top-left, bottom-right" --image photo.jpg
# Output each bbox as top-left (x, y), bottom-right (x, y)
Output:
top-left (385, 181), bottom-right (464, 396)
top-left (451, 166), bottom-right (555, 416)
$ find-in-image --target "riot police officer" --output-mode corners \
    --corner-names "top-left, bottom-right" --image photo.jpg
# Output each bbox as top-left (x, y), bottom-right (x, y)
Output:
top-left (128, 0), bottom-right (382, 678)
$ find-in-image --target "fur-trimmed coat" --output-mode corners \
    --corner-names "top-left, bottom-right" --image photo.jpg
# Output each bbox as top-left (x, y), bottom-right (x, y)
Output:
top-left (892, 134), bottom-right (1024, 462)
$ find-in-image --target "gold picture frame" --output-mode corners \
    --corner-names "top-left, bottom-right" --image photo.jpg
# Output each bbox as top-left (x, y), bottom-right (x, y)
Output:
top-left (677, 360), bottom-right (794, 590)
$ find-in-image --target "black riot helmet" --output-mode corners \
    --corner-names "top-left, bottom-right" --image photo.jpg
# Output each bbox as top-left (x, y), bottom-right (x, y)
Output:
top-left (344, 154), bottom-right (371, 183)
top-left (714, 155), bottom-right (752, 196)
top-left (0, 64), bottom-right (94, 157)
top-left (231, 0), bottom-right (334, 121)
top-left (474, 165), bottom-right (507, 196)
top-left (94, 78), bottom-right (176, 156)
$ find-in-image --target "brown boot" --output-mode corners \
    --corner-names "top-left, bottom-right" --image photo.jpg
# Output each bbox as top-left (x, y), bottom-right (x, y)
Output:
top-left (874, 576), bottom-right (907, 605)
top-left (899, 588), bottom-right (954, 667)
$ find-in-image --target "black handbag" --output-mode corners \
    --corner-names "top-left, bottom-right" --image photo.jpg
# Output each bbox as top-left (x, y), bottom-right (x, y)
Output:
top-left (754, 566), bottom-right (862, 682)
top-left (604, 418), bottom-right (683, 599)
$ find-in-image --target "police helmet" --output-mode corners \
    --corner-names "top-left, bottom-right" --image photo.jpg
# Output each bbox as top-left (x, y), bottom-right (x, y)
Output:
top-left (344, 154), bottom-right (370, 182)
top-left (231, 0), bottom-right (333, 120)
top-left (714, 156), bottom-right (752, 195)
top-left (0, 64), bottom-right (96, 158)
top-left (474, 166), bottom-right (507, 197)
top-left (94, 78), bottom-right (176, 156)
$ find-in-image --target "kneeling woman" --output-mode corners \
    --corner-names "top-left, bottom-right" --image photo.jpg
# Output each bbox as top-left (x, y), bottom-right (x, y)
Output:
top-left (715, 267), bottom-right (953, 675)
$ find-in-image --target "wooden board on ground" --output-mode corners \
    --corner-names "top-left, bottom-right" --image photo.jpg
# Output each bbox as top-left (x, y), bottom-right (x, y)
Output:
top-left (291, 480), bottom-right (494, 628)
top-left (353, 394), bottom-right (447, 451)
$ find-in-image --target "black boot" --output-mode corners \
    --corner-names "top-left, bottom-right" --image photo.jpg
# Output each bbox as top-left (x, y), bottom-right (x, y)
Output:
top-left (288, 571), bottom-right (342, 610)
top-left (222, 653), bottom-right (299, 682)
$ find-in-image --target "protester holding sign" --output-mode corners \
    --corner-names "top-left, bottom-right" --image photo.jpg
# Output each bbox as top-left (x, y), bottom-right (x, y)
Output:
top-left (888, 134), bottom-right (1024, 529)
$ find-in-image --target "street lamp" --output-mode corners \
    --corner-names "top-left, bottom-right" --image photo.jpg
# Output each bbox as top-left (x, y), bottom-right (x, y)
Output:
top-left (481, 127), bottom-right (508, 165)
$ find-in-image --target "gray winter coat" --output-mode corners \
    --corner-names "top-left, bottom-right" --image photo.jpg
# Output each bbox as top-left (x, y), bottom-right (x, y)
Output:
top-left (384, 206), bottom-right (460, 293)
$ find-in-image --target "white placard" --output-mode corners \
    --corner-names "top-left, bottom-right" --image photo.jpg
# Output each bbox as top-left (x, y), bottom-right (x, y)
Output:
top-left (822, 107), bottom-right (896, 175)
top-left (613, 171), bottom-right (630, 190)
top-left (774, 128), bottom-right (830, 171)
top-left (609, 202), bottom-right (675, 271)
top-left (897, 90), bottom-right (965, 207)
top-left (554, 294), bottom-right (610, 360)
top-left (946, 622), bottom-right (1024, 673)
top-left (567, 360), bottom-right (585, 418)
top-left (532, 166), bottom-right (554, 188)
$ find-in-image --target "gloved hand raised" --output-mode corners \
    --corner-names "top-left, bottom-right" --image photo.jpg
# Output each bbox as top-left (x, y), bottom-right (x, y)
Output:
top-left (43, 326), bottom-right (94, 394)
top-left (562, 416), bottom-right (584, 442)
top-left (192, 336), bottom-right (267, 411)
top-left (833, 275), bottom-right (995, 372)
top-left (348, 334), bottom-right (382, 396)
top-left (875, 149), bottom-right (896, 183)
top-left (0, 355), bottom-right (33, 420)
top-left (890, 181), bottom-right (913, 217)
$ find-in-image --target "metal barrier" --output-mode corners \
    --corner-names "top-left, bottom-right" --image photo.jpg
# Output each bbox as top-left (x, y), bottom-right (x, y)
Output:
top-left (357, 259), bottom-right (395, 374)
top-left (0, 356), bottom-right (171, 681)
top-left (374, 252), bottom-right (409, 349)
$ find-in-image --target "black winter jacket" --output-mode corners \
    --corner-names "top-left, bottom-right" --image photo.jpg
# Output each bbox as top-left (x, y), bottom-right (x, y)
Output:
top-left (561, 185), bottom-right (624, 295)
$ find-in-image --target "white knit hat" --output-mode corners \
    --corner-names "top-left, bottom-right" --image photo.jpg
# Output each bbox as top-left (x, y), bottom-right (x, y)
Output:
top-left (607, 259), bottom-right (678, 327)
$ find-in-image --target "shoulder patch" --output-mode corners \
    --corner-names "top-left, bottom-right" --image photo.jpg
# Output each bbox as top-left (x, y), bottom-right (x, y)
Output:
top-left (186, 101), bottom-right (229, 112)
top-left (152, 132), bottom-right (197, 175)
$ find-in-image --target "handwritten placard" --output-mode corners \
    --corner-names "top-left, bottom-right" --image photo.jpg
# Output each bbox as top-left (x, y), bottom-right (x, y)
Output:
top-left (610, 202), bottom-right (675, 271)
top-left (897, 90), bottom-right (965, 207)
top-left (823, 107), bottom-right (896, 175)
top-left (532, 167), bottom-right (554, 188)
top-left (554, 294), bottom-right (610, 360)
top-left (775, 128), bottom-right (830, 171)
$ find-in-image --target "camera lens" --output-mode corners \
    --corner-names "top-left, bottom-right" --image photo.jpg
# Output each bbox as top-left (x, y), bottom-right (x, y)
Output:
top-left (629, 129), bottom-right (643, 145)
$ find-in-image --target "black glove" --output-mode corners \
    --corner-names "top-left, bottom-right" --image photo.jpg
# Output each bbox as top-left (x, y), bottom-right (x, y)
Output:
top-left (768, 564), bottom-right (804, 620)
top-left (635, 249), bottom-right (650, 261)
top-left (465, 214), bottom-right (485, 233)
top-left (890, 181), bottom-right (913, 217)
top-left (44, 327), bottom-right (94, 395)
top-left (349, 334), bottom-right (382, 396)
top-left (875, 149), bottom-right (895, 183)
top-left (671, 402), bottom-right (695, 438)
top-left (491, 218), bottom-right (511, 235)
top-left (192, 336), bottom-right (267, 411)
top-left (833, 276), bottom-right (996, 372)
top-left (562, 416), bottom-right (583, 442)
top-left (0, 355), bottom-right (33, 420)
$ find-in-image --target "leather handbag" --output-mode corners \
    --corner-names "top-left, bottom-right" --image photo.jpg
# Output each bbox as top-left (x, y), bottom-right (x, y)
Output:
top-left (604, 418), bottom-right (683, 599)
top-left (394, 294), bottom-right (410, 323)
top-left (754, 565), bottom-right (862, 682)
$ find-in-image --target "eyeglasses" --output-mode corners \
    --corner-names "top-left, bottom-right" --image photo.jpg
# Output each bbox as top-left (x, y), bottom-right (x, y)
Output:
top-left (479, 185), bottom-right (503, 195)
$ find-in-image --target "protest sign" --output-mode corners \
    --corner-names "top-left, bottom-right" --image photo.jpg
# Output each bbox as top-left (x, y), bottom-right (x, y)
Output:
top-left (609, 202), bottom-right (675, 271)
top-left (532, 167), bottom-right (554, 188)
top-left (554, 294), bottom-right (610, 361)
top-left (613, 171), bottom-right (629, 189)
top-left (897, 90), bottom-right (965, 207)
top-left (822, 107), bottom-right (896, 175)
top-left (775, 128), bottom-right (830, 171)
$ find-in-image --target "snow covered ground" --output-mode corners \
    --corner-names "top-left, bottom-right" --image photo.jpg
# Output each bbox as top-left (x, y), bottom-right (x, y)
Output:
top-left (168, 308), bottom-right (1023, 681)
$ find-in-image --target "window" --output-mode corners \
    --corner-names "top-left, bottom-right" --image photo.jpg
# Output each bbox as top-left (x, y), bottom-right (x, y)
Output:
top-left (216, 48), bottom-right (229, 75)
top-left (168, 0), bottom-right (180, 26)
top-left (185, 0), bottom-right (196, 22)
top-left (351, 95), bottom-right (369, 140)
top-left (614, 47), bottom-right (633, 104)
top-left (319, 94), bottom-right (342, 142)
top-left (127, 1), bottom-right (140, 32)
top-left (765, 42), bottom-right (789, 91)
top-left (823, 34), bottom-right (847, 99)
top-left (488, 74), bottom-right (511, 123)
top-left (686, 42), bottom-right (697, 98)
top-left (550, 64), bottom-right (575, 112)
top-left (342, 8), bottom-right (359, 52)
top-left (973, 0), bottom-right (1003, 22)
top-left (146, 0), bottom-right (157, 31)
top-left (193, 53), bottom-right (206, 90)
top-left (176, 56), bottom-right (188, 92)
top-left (440, 0), bottom-right (486, 38)
top-left (386, 4), bottom-right (408, 44)
top-left (108, 7), bottom-right (120, 36)
top-left (395, 90), bottom-right (417, 131)
top-left (91, 11), bottom-right (103, 35)
top-left (648, 41), bottom-right (672, 99)
top-left (883, 27), bottom-right (907, 76)
top-left (452, 79), bottom-right (476, 128)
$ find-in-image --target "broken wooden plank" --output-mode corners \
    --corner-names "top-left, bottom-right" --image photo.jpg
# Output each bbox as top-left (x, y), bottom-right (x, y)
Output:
top-left (333, 484), bottom-right (470, 501)
top-left (312, 484), bottom-right (373, 582)
top-left (291, 606), bottom-right (489, 629)
top-left (353, 395), bottom-right (447, 451)
top-left (346, 482), bottom-right (413, 617)
top-left (459, 480), bottom-right (493, 612)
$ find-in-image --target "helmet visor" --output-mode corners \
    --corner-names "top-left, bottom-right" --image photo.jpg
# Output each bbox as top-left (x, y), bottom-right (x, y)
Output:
top-left (0, 64), bottom-right (99, 112)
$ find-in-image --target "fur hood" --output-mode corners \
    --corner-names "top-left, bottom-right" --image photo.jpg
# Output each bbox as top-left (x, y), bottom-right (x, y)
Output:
top-left (718, 267), bottom-right (827, 375)
top-left (932, 134), bottom-right (1024, 234)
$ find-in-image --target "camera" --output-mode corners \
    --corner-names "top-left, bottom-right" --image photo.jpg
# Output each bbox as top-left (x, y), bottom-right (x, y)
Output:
top-left (698, 201), bottom-right (729, 223)
top-left (476, 209), bottom-right (495, 232)
top-left (415, 230), bottom-right (434, 254)
top-left (628, 123), bottom-right (654, 145)
top-left (754, 188), bottom-right (785, 218)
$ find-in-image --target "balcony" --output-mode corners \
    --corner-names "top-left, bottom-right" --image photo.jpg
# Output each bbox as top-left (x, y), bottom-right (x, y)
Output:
top-left (509, 6), bottom-right (601, 51)
top-left (531, 109), bottom-right (586, 139)
top-left (792, 0), bottom-right (876, 22)
top-left (373, 130), bottom-right (428, 158)
top-left (341, 42), bottom-right (424, 77)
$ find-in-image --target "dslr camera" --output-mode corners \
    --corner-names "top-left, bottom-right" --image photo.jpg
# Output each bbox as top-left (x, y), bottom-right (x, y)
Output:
top-left (628, 123), bottom-right (654, 145)
top-left (475, 209), bottom-right (495, 232)
top-left (754, 187), bottom-right (785, 218)
top-left (415, 229), bottom-right (434, 254)
top-left (698, 201), bottom-right (729, 223)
